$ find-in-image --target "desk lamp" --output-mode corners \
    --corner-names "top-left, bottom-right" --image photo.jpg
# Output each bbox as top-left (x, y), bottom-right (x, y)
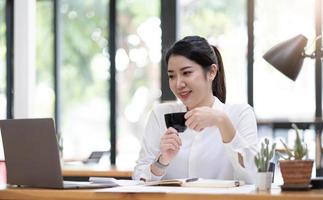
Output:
top-left (263, 34), bottom-right (323, 188)
top-left (263, 34), bottom-right (317, 81)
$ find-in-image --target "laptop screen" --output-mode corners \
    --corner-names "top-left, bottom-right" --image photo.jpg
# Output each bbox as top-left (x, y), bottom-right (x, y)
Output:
top-left (0, 118), bottom-right (64, 188)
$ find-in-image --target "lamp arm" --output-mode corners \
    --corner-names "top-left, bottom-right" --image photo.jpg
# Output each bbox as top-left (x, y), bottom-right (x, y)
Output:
top-left (302, 51), bottom-right (317, 59)
top-left (303, 35), bottom-right (323, 59)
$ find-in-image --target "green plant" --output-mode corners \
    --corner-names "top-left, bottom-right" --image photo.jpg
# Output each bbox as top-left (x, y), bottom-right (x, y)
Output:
top-left (280, 124), bottom-right (308, 160)
top-left (254, 138), bottom-right (276, 172)
top-left (56, 132), bottom-right (64, 158)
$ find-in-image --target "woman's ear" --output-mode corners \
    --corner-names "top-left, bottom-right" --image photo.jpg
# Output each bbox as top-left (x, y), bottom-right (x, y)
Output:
top-left (208, 64), bottom-right (218, 81)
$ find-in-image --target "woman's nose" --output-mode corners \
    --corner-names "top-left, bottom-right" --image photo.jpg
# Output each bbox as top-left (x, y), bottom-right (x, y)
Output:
top-left (176, 77), bottom-right (185, 89)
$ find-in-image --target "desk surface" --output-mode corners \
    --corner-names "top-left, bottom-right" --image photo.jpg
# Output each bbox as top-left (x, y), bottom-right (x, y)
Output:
top-left (0, 187), bottom-right (323, 200)
top-left (62, 165), bottom-right (133, 179)
top-left (62, 168), bottom-right (132, 178)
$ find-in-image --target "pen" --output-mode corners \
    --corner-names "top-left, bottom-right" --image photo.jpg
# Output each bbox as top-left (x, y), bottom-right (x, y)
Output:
top-left (234, 180), bottom-right (240, 187)
top-left (185, 178), bottom-right (199, 182)
top-left (268, 162), bottom-right (275, 183)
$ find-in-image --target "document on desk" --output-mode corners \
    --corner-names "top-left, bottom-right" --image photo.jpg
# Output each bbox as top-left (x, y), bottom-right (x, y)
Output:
top-left (97, 184), bottom-right (256, 194)
top-left (89, 177), bottom-right (143, 186)
top-left (144, 178), bottom-right (244, 188)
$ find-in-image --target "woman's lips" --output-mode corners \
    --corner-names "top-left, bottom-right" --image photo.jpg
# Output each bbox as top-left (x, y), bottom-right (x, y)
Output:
top-left (178, 91), bottom-right (191, 100)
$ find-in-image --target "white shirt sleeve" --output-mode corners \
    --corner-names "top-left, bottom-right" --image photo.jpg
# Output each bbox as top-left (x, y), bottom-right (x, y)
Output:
top-left (223, 105), bottom-right (258, 184)
top-left (132, 109), bottom-right (165, 181)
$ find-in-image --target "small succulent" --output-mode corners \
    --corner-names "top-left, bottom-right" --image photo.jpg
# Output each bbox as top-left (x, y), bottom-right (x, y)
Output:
top-left (254, 138), bottom-right (276, 172)
top-left (280, 123), bottom-right (308, 160)
top-left (56, 132), bottom-right (64, 158)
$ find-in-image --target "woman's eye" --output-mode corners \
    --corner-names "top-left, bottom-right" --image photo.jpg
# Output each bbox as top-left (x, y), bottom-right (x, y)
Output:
top-left (168, 74), bottom-right (174, 79)
top-left (183, 71), bottom-right (192, 75)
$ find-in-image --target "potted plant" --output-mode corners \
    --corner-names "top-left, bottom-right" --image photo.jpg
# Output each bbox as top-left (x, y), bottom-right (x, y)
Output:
top-left (56, 132), bottom-right (64, 160)
top-left (254, 138), bottom-right (276, 190)
top-left (279, 124), bottom-right (313, 190)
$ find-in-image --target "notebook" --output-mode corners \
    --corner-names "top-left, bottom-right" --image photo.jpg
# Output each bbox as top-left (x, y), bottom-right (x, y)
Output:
top-left (0, 118), bottom-right (118, 189)
top-left (144, 178), bottom-right (245, 188)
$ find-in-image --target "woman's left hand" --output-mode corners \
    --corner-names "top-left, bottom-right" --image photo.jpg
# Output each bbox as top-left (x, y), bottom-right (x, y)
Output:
top-left (184, 107), bottom-right (221, 132)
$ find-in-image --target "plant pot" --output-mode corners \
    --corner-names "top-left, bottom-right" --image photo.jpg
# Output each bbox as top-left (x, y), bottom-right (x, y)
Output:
top-left (279, 159), bottom-right (313, 186)
top-left (255, 172), bottom-right (273, 190)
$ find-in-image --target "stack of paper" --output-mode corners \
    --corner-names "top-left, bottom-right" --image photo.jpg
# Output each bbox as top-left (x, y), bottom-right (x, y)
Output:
top-left (89, 177), bottom-right (143, 186)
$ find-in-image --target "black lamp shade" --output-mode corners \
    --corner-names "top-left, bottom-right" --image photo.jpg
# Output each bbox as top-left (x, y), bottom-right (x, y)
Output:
top-left (263, 34), bottom-right (308, 81)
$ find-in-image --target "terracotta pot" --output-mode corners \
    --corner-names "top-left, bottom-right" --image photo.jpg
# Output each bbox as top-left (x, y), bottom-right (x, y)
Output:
top-left (279, 160), bottom-right (313, 185)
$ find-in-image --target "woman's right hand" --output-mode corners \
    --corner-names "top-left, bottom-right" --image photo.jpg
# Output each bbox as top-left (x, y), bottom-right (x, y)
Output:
top-left (159, 127), bottom-right (182, 165)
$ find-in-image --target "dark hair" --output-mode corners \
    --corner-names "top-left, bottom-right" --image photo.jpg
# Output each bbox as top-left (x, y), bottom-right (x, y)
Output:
top-left (165, 36), bottom-right (226, 103)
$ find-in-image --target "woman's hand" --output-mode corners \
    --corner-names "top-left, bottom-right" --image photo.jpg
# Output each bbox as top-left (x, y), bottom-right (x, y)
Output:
top-left (159, 127), bottom-right (182, 165)
top-left (185, 107), bottom-right (235, 143)
top-left (184, 107), bottom-right (219, 132)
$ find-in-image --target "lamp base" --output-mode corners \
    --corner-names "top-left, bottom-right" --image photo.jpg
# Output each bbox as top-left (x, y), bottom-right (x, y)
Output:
top-left (311, 177), bottom-right (323, 189)
top-left (316, 168), bottom-right (323, 176)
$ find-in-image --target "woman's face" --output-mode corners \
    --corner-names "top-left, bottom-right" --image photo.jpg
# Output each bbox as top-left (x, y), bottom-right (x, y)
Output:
top-left (167, 55), bottom-right (216, 110)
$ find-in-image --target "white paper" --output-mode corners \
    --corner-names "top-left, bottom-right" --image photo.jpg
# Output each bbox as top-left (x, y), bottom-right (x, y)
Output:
top-left (97, 184), bottom-right (256, 194)
top-left (89, 177), bottom-right (118, 183)
top-left (89, 177), bottom-right (144, 186)
top-left (182, 179), bottom-right (245, 188)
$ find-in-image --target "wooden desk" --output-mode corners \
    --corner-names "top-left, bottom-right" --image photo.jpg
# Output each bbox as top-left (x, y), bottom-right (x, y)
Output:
top-left (0, 187), bottom-right (323, 200)
top-left (62, 165), bottom-right (133, 180)
top-left (63, 169), bottom-right (132, 178)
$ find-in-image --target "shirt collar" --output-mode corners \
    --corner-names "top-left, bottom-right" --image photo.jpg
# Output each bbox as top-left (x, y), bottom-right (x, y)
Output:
top-left (179, 96), bottom-right (225, 112)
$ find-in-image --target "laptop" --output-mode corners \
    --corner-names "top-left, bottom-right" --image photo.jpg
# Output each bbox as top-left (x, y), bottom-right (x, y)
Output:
top-left (0, 118), bottom-right (118, 189)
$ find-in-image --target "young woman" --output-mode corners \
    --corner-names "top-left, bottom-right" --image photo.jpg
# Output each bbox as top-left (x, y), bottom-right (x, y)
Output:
top-left (133, 36), bottom-right (258, 183)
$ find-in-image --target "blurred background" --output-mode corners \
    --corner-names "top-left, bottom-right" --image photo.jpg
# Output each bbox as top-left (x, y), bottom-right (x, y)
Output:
top-left (0, 0), bottom-right (321, 180)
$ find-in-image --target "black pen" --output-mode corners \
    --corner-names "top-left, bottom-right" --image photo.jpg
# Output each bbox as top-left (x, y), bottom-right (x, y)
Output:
top-left (234, 180), bottom-right (240, 187)
top-left (268, 162), bottom-right (275, 183)
top-left (185, 178), bottom-right (199, 182)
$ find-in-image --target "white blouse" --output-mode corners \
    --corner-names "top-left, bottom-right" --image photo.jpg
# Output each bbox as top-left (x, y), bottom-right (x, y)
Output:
top-left (133, 97), bottom-right (258, 184)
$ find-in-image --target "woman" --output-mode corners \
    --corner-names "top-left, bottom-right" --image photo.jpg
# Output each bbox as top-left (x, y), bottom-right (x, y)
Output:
top-left (133, 36), bottom-right (257, 183)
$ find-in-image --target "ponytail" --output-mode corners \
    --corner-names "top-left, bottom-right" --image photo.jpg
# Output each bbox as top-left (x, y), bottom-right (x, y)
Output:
top-left (211, 46), bottom-right (226, 103)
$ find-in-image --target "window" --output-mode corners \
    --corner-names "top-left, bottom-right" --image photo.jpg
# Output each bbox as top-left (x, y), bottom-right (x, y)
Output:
top-left (6, 0), bottom-right (322, 169)
top-left (178, 0), bottom-right (247, 104)
top-left (0, 0), bottom-right (6, 119)
top-left (254, 0), bottom-right (317, 176)
top-left (61, 0), bottom-right (110, 160)
top-left (254, 0), bottom-right (315, 120)
top-left (35, 0), bottom-right (55, 118)
top-left (0, 0), bottom-right (5, 160)
top-left (116, 0), bottom-right (161, 168)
